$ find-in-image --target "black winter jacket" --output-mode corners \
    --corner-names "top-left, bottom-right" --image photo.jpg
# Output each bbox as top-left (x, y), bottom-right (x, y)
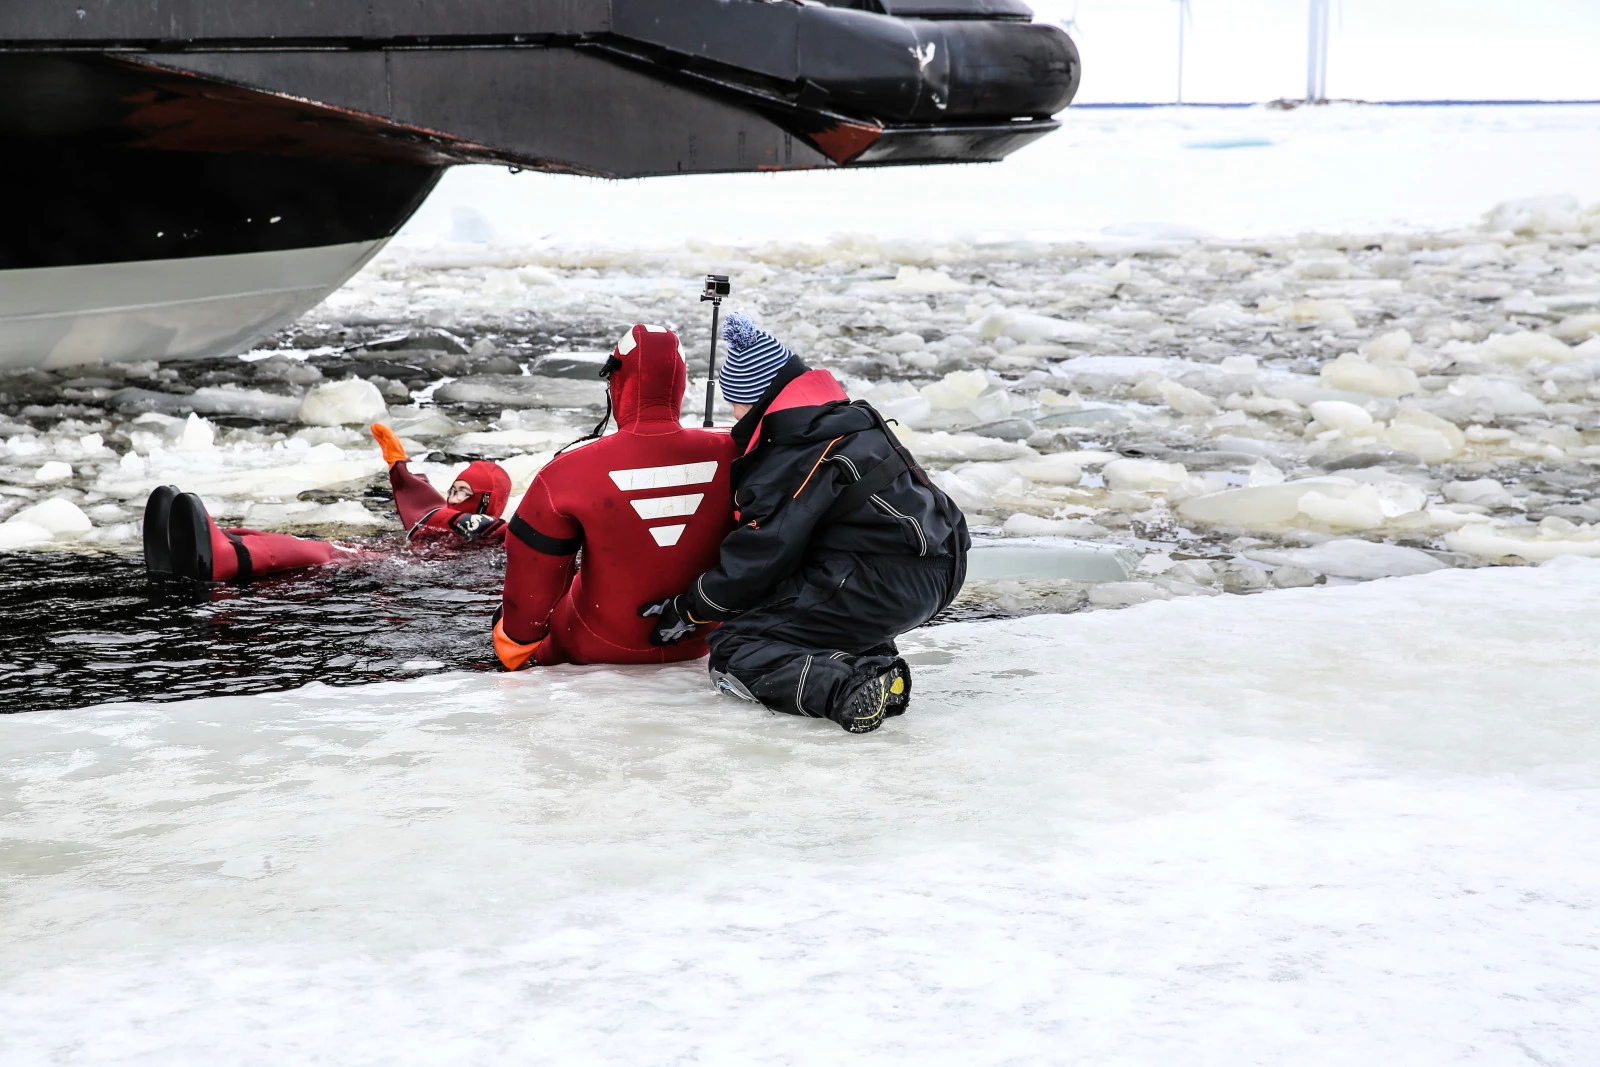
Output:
top-left (685, 357), bottom-right (969, 621)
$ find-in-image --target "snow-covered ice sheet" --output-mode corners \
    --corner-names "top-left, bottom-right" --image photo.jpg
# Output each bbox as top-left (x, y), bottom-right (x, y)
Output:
top-left (4, 561), bottom-right (1599, 1064)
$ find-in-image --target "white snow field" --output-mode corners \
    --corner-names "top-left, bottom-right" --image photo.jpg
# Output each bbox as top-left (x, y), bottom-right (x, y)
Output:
top-left (4, 559), bottom-right (1599, 1064)
top-left (398, 103), bottom-right (1600, 248)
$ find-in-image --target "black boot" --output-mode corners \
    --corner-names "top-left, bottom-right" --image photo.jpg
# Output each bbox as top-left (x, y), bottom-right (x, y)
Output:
top-left (167, 492), bottom-right (215, 582)
top-left (832, 661), bottom-right (911, 734)
top-left (884, 658), bottom-right (912, 718)
top-left (141, 485), bottom-right (181, 576)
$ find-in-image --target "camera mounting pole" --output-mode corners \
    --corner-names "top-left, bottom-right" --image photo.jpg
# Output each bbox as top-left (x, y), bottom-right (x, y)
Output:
top-left (700, 275), bottom-right (730, 427)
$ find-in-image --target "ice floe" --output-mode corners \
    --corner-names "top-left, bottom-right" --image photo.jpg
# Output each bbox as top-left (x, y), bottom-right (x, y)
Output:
top-left (4, 561), bottom-right (1598, 1063)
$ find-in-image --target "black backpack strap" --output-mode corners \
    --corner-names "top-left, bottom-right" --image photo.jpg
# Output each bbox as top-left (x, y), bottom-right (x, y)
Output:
top-left (819, 401), bottom-right (950, 527)
top-left (821, 450), bottom-right (912, 525)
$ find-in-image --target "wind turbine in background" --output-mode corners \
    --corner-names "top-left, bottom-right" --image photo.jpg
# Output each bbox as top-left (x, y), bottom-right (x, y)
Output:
top-left (1306, 0), bottom-right (1331, 103)
top-left (1174, 0), bottom-right (1193, 105)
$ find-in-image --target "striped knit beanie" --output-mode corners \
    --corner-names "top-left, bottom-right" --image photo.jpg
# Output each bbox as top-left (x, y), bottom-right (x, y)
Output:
top-left (719, 312), bottom-right (794, 404)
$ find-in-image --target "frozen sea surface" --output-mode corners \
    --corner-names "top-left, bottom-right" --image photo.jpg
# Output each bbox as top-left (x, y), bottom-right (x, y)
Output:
top-left (4, 103), bottom-right (1600, 703)
top-left (3, 560), bottom-right (1598, 1064)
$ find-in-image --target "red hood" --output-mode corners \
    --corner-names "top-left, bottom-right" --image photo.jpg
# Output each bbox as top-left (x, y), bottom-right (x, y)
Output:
top-left (449, 460), bottom-right (511, 518)
top-left (609, 324), bottom-right (687, 433)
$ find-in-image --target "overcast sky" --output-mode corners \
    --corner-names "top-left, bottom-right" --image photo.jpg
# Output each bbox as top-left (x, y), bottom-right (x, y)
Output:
top-left (1031, 0), bottom-right (1600, 104)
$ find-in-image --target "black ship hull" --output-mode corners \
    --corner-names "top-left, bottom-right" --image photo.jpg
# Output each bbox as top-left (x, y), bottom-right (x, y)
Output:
top-left (0, 1), bottom-right (1079, 369)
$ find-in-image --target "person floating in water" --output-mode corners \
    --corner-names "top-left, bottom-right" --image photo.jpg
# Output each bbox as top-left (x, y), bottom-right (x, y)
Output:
top-left (493, 323), bottom-right (738, 668)
top-left (142, 425), bottom-right (512, 582)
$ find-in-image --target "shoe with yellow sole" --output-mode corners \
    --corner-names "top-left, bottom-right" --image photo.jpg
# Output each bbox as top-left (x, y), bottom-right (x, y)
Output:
top-left (833, 660), bottom-right (912, 734)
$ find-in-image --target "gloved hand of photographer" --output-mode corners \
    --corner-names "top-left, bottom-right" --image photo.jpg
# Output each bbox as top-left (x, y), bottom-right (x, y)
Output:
top-left (639, 595), bottom-right (702, 646)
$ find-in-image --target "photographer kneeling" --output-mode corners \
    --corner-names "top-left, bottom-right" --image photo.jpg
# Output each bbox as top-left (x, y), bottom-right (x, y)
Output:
top-left (641, 314), bottom-right (969, 734)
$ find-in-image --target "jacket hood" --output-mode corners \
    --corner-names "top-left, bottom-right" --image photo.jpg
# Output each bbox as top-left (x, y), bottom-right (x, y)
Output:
top-left (609, 323), bottom-right (687, 432)
top-left (449, 460), bottom-right (512, 518)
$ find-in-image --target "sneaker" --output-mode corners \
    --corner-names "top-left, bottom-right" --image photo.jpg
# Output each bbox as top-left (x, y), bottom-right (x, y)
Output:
top-left (833, 668), bottom-right (897, 734)
top-left (167, 492), bottom-right (215, 582)
top-left (141, 485), bottom-right (180, 576)
top-left (883, 659), bottom-right (912, 718)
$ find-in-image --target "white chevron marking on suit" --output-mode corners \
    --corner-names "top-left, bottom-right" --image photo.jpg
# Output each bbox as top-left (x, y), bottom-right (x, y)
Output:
top-left (608, 461), bottom-right (718, 492)
top-left (649, 524), bottom-right (687, 547)
top-left (630, 493), bottom-right (704, 520)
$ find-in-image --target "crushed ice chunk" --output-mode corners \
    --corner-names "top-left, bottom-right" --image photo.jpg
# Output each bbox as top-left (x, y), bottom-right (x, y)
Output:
top-left (1360, 329), bottom-right (1413, 362)
top-left (972, 309), bottom-right (1099, 346)
top-left (1319, 352), bottom-right (1419, 397)
top-left (920, 370), bottom-right (989, 410)
top-left (998, 514), bottom-right (1106, 539)
top-left (241, 500), bottom-right (382, 528)
top-left (1308, 400), bottom-right (1375, 435)
top-left (1247, 539), bottom-right (1447, 580)
top-left (0, 521), bottom-right (52, 550)
top-left (1178, 477), bottom-right (1423, 533)
top-left (1483, 195), bottom-right (1584, 236)
top-left (877, 265), bottom-right (965, 293)
top-left (31, 461), bottom-right (73, 484)
top-left (1103, 459), bottom-right (1188, 493)
top-left (899, 429), bottom-right (1036, 463)
top-left (1445, 519), bottom-right (1600, 563)
top-left (1442, 479), bottom-right (1521, 510)
top-left (1472, 331), bottom-right (1575, 366)
top-left (1552, 314), bottom-right (1600, 343)
top-left (299, 379), bottom-right (389, 426)
top-left (878, 332), bottom-right (927, 354)
top-left (1158, 379), bottom-right (1218, 416)
top-left (8, 497), bottom-right (92, 537)
top-left (176, 413), bottom-right (216, 452)
top-left (1088, 581), bottom-right (1172, 608)
top-left (1382, 407), bottom-right (1465, 463)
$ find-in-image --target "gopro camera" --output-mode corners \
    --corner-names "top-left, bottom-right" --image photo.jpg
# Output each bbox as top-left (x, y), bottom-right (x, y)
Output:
top-left (701, 274), bottom-right (731, 301)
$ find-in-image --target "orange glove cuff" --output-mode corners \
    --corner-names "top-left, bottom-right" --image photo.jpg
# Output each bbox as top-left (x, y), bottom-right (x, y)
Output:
top-left (494, 618), bottom-right (541, 671)
top-left (370, 423), bottom-right (409, 466)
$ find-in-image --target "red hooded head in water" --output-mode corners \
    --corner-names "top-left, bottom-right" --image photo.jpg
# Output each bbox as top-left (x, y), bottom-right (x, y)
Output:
top-left (494, 323), bottom-right (739, 668)
top-left (444, 460), bottom-right (513, 520)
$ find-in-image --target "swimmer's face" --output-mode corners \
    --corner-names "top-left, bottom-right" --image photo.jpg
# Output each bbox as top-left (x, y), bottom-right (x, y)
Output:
top-left (447, 480), bottom-right (475, 506)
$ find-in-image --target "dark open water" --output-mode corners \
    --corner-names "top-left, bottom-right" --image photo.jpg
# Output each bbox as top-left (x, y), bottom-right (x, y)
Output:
top-left (0, 547), bottom-right (505, 712)
top-left (0, 548), bottom-right (993, 712)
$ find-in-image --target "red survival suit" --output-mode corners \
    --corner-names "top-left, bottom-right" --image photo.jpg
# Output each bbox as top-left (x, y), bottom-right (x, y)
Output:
top-left (197, 449), bottom-right (511, 581)
top-left (495, 324), bottom-right (738, 668)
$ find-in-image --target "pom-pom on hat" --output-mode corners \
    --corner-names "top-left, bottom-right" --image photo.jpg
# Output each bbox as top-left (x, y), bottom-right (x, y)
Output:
top-left (719, 312), bottom-right (794, 405)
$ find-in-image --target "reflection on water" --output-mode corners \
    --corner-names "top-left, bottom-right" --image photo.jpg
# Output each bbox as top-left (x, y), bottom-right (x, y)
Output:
top-left (0, 547), bottom-right (504, 712)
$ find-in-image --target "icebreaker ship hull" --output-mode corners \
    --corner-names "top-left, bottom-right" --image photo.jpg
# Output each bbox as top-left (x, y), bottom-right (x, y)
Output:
top-left (0, 0), bottom-right (1080, 370)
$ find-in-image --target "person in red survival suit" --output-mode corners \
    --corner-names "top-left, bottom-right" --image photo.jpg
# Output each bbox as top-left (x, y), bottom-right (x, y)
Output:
top-left (493, 323), bottom-right (738, 669)
top-left (141, 426), bottom-right (511, 582)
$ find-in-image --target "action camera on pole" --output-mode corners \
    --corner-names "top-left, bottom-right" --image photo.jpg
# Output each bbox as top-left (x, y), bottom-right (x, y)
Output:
top-left (700, 275), bottom-right (730, 427)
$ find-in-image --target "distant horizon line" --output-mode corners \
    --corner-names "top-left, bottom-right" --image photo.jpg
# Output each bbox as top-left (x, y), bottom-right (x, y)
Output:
top-left (1074, 99), bottom-right (1600, 109)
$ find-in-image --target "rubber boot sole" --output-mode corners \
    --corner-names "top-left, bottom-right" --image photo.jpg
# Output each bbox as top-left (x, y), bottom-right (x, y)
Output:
top-left (141, 485), bottom-right (181, 576)
top-left (834, 669), bottom-right (895, 734)
top-left (884, 658), bottom-right (912, 717)
top-left (167, 492), bottom-right (215, 582)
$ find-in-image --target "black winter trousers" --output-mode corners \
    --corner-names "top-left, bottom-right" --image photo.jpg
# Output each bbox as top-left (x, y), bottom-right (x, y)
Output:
top-left (707, 551), bottom-right (966, 721)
